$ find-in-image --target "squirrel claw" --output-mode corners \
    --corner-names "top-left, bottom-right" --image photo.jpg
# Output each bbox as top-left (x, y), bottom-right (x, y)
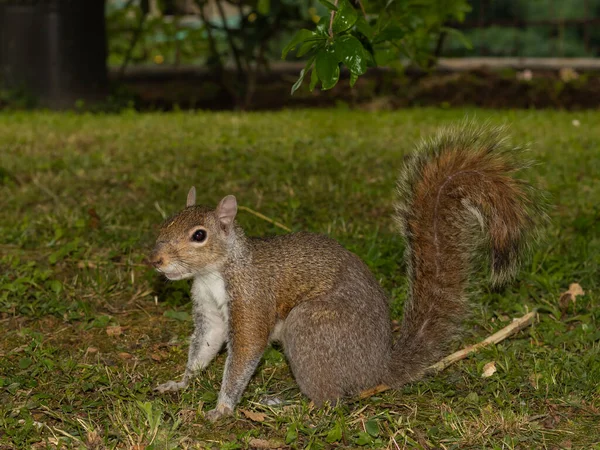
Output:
top-left (205, 405), bottom-right (233, 422)
top-left (155, 380), bottom-right (187, 393)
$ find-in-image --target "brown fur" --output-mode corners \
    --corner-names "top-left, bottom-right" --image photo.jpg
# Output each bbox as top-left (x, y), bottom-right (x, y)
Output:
top-left (150, 123), bottom-right (544, 419)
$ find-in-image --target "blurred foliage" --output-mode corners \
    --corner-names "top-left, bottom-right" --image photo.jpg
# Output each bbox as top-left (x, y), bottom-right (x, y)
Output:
top-left (105, 0), bottom-right (600, 105)
top-left (106, 0), bottom-right (472, 102)
top-left (107, 2), bottom-right (210, 67)
top-left (442, 0), bottom-right (600, 57)
top-left (282, 0), bottom-right (471, 93)
top-left (106, 0), bottom-right (317, 108)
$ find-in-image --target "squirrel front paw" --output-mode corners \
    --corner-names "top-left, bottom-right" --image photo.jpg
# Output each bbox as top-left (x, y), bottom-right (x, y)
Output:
top-left (205, 404), bottom-right (233, 422)
top-left (154, 380), bottom-right (187, 393)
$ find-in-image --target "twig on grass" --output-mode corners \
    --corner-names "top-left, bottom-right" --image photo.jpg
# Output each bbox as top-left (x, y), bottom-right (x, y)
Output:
top-left (428, 310), bottom-right (537, 373)
top-left (359, 310), bottom-right (537, 399)
top-left (238, 206), bottom-right (291, 232)
top-left (359, 383), bottom-right (390, 399)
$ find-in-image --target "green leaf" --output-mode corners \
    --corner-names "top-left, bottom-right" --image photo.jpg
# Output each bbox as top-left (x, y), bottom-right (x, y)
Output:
top-left (42, 358), bottom-right (55, 370)
top-left (291, 57), bottom-right (317, 95)
top-left (19, 357), bottom-right (33, 369)
top-left (465, 391), bottom-right (479, 403)
top-left (297, 38), bottom-right (326, 58)
top-left (355, 431), bottom-right (372, 445)
top-left (441, 26), bottom-right (473, 50)
top-left (282, 29), bottom-right (316, 59)
top-left (257, 0), bottom-right (270, 15)
top-left (373, 24), bottom-right (405, 44)
top-left (332, 34), bottom-right (367, 75)
top-left (285, 424), bottom-right (298, 444)
top-left (88, 314), bottom-right (113, 328)
top-left (326, 422), bottom-right (343, 443)
top-left (355, 16), bottom-right (374, 39)
top-left (365, 419), bottom-right (379, 437)
top-left (318, 0), bottom-right (338, 11)
top-left (47, 239), bottom-right (81, 265)
top-left (350, 72), bottom-right (358, 87)
top-left (332, 0), bottom-right (358, 34)
top-left (315, 47), bottom-right (340, 90)
top-left (450, 0), bottom-right (472, 22)
top-left (309, 66), bottom-right (319, 91)
top-left (374, 48), bottom-right (398, 66)
top-left (48, 252), bottom-right (58, 265)
top-left (163, 310), bottom-right (191, 321)
top-left (315, 16), bottom-right (330, 37)
top-left (48, 279), bottom-right (62, 295)
top-left (291, 68), bottom-right (307, 95)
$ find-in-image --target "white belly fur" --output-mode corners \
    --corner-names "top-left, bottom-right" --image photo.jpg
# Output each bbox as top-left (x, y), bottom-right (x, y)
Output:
top-left (191, 270), bottom-right (229, 330)
top-left (270, 320), bottom-right (285, 342)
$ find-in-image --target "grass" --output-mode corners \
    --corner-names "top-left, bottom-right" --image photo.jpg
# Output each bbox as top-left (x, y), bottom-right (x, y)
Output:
top-left (0, 108), bottom-right (599, 449)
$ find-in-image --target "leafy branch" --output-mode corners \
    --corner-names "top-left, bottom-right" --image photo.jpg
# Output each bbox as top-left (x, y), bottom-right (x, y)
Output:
top-left (282, 0), bottom-right (472, 94)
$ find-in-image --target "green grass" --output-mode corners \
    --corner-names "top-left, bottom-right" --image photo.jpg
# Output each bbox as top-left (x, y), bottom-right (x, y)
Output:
top-left (0, 108), bottom-right (599, 449)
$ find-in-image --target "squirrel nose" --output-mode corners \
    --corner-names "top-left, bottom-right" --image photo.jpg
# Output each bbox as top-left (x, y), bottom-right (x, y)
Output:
top-left (150, 242), bottom-right (168, 268)
top-left (149, 250), bottom-right (164, 268)
top-left (152, 257), bottom-right (164, 268)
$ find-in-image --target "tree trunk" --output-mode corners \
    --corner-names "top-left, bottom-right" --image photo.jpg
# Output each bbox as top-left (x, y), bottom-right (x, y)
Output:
top-left (0, 0), bottom-right (108, 109)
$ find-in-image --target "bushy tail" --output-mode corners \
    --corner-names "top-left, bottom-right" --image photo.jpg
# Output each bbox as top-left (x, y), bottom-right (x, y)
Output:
top-left (388, 123), bottom-right (544, 386)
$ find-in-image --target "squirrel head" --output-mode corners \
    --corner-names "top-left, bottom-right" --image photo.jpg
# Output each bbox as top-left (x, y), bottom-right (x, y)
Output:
top-left (150, 187), bottom-right (238, 280)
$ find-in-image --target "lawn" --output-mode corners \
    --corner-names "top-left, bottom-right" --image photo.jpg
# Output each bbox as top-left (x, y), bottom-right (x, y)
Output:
top-left (0, 108), bottom-right (599, 449)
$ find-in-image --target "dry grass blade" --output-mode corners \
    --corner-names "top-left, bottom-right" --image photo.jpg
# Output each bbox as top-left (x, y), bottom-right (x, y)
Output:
top-left (239, 205), bottom-right (291, 232)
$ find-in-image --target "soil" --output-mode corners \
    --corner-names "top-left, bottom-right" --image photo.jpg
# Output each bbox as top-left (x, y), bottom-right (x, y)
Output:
top-left (113, 64), bottom-right (600, 111)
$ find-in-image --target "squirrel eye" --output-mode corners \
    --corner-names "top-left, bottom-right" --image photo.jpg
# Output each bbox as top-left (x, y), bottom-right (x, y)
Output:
top-left (191, 229), bottom-right (207, 243)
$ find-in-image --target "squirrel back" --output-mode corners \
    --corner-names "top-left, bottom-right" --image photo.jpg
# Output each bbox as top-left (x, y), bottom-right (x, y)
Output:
top-left (389, 124), bottom-right (542, 386)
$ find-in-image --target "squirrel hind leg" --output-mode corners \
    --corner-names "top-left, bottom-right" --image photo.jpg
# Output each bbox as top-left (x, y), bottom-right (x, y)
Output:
top-left (282, 297), bottom-right (391, 405)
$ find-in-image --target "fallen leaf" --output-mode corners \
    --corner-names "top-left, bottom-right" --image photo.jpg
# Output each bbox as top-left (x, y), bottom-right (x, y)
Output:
top-left (529, 373), bottom-right (541, 389)
top-left (178, 409), bottom-right (197, 424)
top-left (542, 413), bottom-right (561, 429)
top-left (151, 351), bottom-right (167, 362)
top-left (86, 347), bottom-right (99, 355)
top-left (85, 430), bottom-right (103, 447)
top-left (118, 352), bottom-right (133, 360)
top-left (77, 260), bottom-right (98, 269)
top-left (559, 67), bottom-right (579, 82)
top-left (248, 438), bottom-right (285, 449)
top-left (240, 409), bottom-right (267, 422)
top-left (259, 395), bottom-right (284, 406)
top-left (106, 325), bottom-right (122, 337)
top-left (88, 208), bottom-right (101, 229)
top-left (481, 361), bottom-right (497, 378)
top-left (559, 283), bottom-right (585, 313)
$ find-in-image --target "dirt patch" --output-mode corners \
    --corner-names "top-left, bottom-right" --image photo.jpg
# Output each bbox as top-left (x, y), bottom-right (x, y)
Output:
top-left (114, 66), bottom-right (600, 111)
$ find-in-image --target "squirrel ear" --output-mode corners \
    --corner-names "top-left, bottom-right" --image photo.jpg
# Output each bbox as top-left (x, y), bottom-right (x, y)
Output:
top-left (186, 186), bottom-right (196, 208)
top-left (216, 195), bottom-right (237, 230)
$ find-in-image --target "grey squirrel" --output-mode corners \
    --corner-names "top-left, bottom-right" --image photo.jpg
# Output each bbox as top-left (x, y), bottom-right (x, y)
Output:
top-left (150, 124), bottom-right (541, 422)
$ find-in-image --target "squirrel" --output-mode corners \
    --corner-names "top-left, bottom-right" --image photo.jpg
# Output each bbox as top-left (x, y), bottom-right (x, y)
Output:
top-left (150, 124), bottom-right (541, 422)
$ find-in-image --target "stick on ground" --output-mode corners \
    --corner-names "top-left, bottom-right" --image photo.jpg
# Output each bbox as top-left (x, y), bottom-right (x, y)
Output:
top-left (427, 310), bottom-right (537, 374)
top-left (359, 310), bottom-right (537, 399)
